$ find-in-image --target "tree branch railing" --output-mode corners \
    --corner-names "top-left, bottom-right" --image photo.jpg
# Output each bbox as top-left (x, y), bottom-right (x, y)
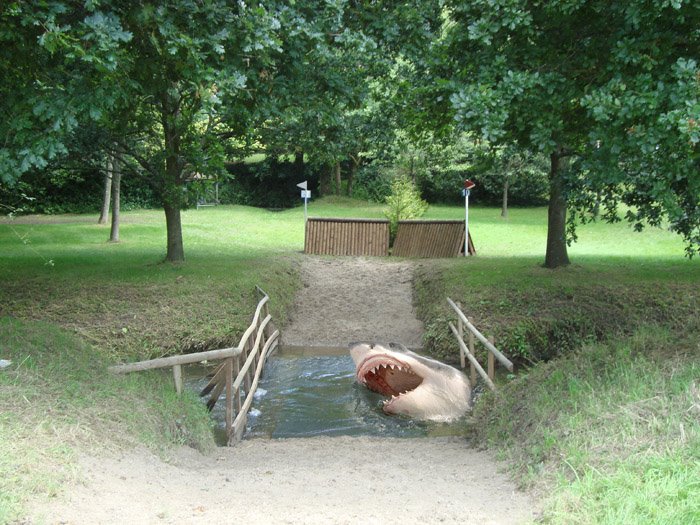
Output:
top-left (446, 297), bottom-right (513, 391)
top-left (109, 287), bottom-right (278, 445)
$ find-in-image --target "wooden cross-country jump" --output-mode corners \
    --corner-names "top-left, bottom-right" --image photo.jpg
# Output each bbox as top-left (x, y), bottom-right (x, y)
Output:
top-left (304, 218), bottom-right (475, 257)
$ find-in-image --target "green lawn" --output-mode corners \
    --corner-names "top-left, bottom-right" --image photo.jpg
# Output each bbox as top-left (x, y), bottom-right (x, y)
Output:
top-left (1, 197), bottom-right (698, 524)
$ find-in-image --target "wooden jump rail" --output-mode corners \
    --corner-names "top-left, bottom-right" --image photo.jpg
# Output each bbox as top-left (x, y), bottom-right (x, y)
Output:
top-left (304, 217), bottom-right (390, 256)
top-left (446, 297), bottom-right (513, 391)
top-left (304, 218), bottom-right (475, 258)
top-left (109, 286), bottom-right (278, 446)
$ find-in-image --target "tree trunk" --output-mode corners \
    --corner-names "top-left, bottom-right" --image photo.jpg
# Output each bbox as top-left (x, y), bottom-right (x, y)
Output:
top-left (294, 151), bottom-right (304, 179)
top-left (347, 155), bottom-right (359, 197)
top-left (544, 150), bottom-right (571, 268)
top-left (501, 177), bottom-right (509, 218)
top-left (334, 161), bottom-right (341, 196)
top-left (161, 91), bottom-right (185, 263)
top-left (109, 154), bottom-right (122, 243)
top-left (98, 158), bottom-right (113, 224)
top-left (319, 165), bottom-right (332, 196)
top-left (164, 201), bottom-right (185, 262)
top-left (593, 190), bottom-right (602, 219)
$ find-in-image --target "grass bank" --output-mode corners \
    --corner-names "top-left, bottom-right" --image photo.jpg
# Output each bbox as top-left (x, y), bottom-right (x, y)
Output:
top-left (409, 205), bottom-right (699, 524)
top-left (1, 204), bottom-right (308, 522)
top-left (0, 206), bottom-right (303, 360)
top-left (472, 329), bottom-right (699, 524)
top-left (0, 318), bottom-right (215, 523)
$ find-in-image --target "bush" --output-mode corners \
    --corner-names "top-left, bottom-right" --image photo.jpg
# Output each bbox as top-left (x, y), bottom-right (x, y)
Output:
top-left (419, 150), bottom-right (550, 207)
top-left (1, 167), bottom-right (160, 215)
top-left (383, 176), bottom-right (428, 244)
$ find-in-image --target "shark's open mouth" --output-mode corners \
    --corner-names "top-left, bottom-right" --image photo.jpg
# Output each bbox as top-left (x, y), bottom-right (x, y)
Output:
top-left (350, 343), bottom-right (471, 421)
top-left (356, 355), bottom-right (424, 408)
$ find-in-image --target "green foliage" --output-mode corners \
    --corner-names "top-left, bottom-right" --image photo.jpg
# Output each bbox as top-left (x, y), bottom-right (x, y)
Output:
top-left (350, 163), bottom-right (394, 203)
top-left (437, 0), bottom-right (700, 258)
top-left (472, 146), bottom-right (550, 206)
top-left (383, 176), bottom-right (428, 242)
top-left (221, 157), bottom-right (322, 209)
top-left (420, 145), bottom-right (550, 206)
top-left (1, 1), bottom-right (301, 261)
top-left (257, 1), bottom-right (441, 189)
top-left (1, 167), bottom-right (160, 215)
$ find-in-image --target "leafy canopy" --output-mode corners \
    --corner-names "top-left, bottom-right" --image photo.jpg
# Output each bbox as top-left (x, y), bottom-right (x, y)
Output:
top-left (438, 0), bottom-right (700, 256)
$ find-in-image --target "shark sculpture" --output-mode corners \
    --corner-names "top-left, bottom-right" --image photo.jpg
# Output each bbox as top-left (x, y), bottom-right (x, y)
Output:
top-left (350, 342), bottom-right (471, 422)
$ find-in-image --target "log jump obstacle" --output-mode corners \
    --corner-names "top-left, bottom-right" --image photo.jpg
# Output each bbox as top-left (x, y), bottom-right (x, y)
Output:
top-left (304, 218), bottom-right (476, 258)
top-left (447, 297), bottom-right (513, 391)
top-left (109, 286), bottom-right (277, 446)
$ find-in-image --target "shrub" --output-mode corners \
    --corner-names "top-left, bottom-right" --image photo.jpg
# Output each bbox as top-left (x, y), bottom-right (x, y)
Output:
top-left (383, 176), bottom-right (428, 244)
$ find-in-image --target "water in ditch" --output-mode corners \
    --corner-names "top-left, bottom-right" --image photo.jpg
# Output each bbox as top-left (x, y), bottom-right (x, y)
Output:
top-left (187, 352), bottom-right (470, 442)
top-left (250, 353), bottom-right (472, 439)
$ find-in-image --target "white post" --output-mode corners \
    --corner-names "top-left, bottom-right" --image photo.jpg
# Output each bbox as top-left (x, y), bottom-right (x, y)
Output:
top-left (464, 189), bottom-right (470, 257)
top-left (297, 182), bottom-right (310, 223)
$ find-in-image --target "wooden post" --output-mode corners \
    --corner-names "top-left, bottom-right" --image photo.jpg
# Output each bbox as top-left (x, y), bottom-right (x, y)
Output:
top-left (446, 298), bottom-right (513, 372)
top-left (225, 357), bottom-right (233, 437)
top-left (244, 339), bottom-right (253, 393)
top-left (457, 303), bottom-right (465, 369)
top-left (262, 301), bottom-right (271, 339)
top-left (173, 364), bottom-right (183, 395)
top-left (234, 356), bottom-right (242, 413)
top-left (448, 323), bottom-right (496, 391)
top-left (469, 325), bottom-right (476, 387)
top-left (488, 335), bottom-right (495, 382)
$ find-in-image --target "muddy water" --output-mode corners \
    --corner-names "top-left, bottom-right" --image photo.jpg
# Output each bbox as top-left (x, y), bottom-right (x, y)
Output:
top-left (187, 351), bottom-right (470, 443)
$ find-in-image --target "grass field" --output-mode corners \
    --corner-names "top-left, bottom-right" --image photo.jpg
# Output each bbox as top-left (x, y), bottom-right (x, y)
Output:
top-left (1, 197), bottom-right (698, 523)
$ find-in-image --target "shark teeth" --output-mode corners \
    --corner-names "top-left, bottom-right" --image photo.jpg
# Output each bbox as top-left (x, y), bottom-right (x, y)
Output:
top-left (383, 392), bottom-right (406, 409)
top-left (368, 363), bottom-right (414, 375)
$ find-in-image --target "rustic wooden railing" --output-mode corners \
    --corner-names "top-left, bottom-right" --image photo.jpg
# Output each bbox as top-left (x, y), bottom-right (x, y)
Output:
top-left (109, 286), bottom-right (278, 445)
top-left (447, 297), bottom-right (513, 391)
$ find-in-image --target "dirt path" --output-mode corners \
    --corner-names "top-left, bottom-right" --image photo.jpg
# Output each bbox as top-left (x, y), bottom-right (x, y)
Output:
top-left (32, 437), bottom-right (538, 525)
top-left (282, 257), bottom-right (424, 348)
top-left (29, 256), bottom-right (539, 524)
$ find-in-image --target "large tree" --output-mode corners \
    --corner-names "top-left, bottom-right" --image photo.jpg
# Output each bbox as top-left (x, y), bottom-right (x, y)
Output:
top-left (2, 1), bottom-right (441, 260)
top-left (254, 1), bottom-right (442, 197)
top-left (1, 1), bottom-right (284, 262)
top-left (438, 0), bottom-right (700, 267)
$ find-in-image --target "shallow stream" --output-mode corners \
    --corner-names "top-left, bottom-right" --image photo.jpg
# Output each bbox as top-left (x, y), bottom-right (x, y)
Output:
top-left (188, 351), bottom-right (470, 444)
